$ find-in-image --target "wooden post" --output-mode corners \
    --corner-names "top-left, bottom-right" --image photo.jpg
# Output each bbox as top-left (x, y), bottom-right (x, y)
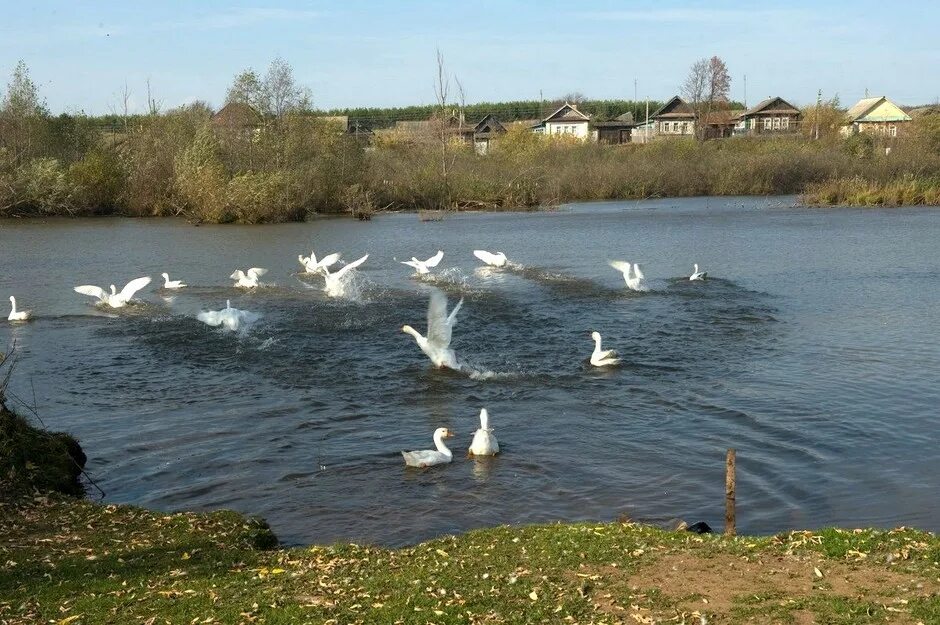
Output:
top-left (725, 448), bottom-right (736, 536)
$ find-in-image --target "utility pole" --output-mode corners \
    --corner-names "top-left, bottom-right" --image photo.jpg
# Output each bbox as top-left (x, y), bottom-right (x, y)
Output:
top-left (539, 89), bottom-right (544, 119)
top-left (814, 89), bottom-right (822, 140)
top-left (645, 97), bottom-right (649, 143)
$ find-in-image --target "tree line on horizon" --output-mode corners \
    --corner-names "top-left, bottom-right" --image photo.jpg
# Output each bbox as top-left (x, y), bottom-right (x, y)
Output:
top-left (1, 57), bottom-right (939, 221)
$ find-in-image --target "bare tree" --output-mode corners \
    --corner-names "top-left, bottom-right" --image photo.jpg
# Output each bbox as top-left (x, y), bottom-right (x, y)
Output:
top-left (559, 91), bottom-right (587, 105)
top-left (225, 58), bottom-right (311, 120)
top-left (264, 56), bottom-right (311, 119)
top-left (121, 80), bottom-right (132, 131)
top-left (146, 78), bottom-right (162, 115)
top-left (433, 49), bottom-right (451, 207)
top-left (681, 56), bottom-right (731, 140)
top-left (455, 76), bottom-right (467, 137)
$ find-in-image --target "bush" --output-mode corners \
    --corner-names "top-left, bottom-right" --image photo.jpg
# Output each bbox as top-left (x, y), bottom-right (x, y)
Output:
top-left (226, 170), bottom-right (297, 223)
top-left (68, 149), bottom-right (124, 213)
top-left (174, 126), bottom-right (229, 222)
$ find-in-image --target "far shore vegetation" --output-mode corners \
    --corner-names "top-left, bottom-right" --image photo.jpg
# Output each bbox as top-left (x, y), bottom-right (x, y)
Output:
top-left (2, 58), bottom-right (939, 224)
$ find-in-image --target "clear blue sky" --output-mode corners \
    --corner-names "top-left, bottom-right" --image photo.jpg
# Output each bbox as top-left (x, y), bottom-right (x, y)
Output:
top-left (1, 0), bottom-right (937, 114)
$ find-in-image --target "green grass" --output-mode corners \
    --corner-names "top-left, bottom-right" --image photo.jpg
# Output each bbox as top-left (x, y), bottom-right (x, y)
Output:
top-left (1, 494), bottom-right (938, 624)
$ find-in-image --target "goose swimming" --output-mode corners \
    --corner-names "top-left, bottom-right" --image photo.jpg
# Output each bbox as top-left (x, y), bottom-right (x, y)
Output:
top-left (689, 263), bottom-right (707, 281)
top-left (323, 254), bottom-right (368, 297)
top-left (590, 331), bottom-right (621, 367)
top-left (74, 276), bottom-right (152, 308)
top-left (401, 250), bottom-right (444, 275)
top-left (473, 250), bottom-right (508, 268)
top-left (401, 289), bottom-right (463, 370)
top-left (230, 267), bottom-right (267, 288)
top-left (7, 296), bottom-right (31, 322)
top-left (609, 260), bottom-right (649, 292)
top-left (161, 273), bottom-right (187, 289)
top-left (468, 408), bottom-right (499, 456)
top-left (299, 251), bottom-right (341, 275)
top-left (197, 300), bottom-right (258, 332)
top-left (402, 427), bottom-right (454, 468)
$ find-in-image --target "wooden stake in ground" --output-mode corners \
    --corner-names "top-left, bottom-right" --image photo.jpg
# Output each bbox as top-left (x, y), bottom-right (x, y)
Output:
top-left (725, 448), bottom-right (736, 536)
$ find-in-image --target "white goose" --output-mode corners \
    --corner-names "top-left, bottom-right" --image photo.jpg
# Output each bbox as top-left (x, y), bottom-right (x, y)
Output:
top-left (401, 290), bottom-right (463, 370)
top-left (689, 263), bottom-right (707, 281)
top-left (299, 251), bottom-right (341, 275)
top-left (402, 427), bottom-right (454, 468)
top-left (74, 276), bottom-right (152, 308)
top-left (468, 409), bottom-right (499, 456)
top-left (197, 300), bottom-right (258, 332)
top-left (161, 273), bottom-right (187, 289)
top-left (323, 254), bottom-right (369, 297)
top-left (473, 249), bottom-right (508, 268)
top-left (7, 296), bottom-right (31, 322)
top-left (609, 260), bottom-right (649, 292)
top-left (230, 267), bottom-right (267, 288)
top-left (590, 331), bottom-right (621, 367)
top-left (401, 250), bottom-right (444, 275)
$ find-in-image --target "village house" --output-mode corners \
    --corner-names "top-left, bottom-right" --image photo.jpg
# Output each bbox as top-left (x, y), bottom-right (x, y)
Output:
top-left (534, 103), bottom-right (592, 140)
top-left (469, 114), bottom-right (506, 154)
top-left (841, 96), bottom-right (912, 137)
top-left (701, 108), bottom-right (744, 139)
top-left (211, 102), bottom-right (263, 133)
top-left (594, 112), bottom-right (635, 145)
top-left (734, 97), bottom-right (802, 135)
top-left (650, 96), bottom-right (696, 137)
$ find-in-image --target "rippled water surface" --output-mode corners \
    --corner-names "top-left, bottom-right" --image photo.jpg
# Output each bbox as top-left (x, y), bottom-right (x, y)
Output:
top-left (2, 197), bottom-right (939, 546)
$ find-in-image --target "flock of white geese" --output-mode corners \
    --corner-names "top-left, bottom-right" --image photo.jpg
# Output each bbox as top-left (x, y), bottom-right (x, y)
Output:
top-left (5, 247), bottom-right (707, 469)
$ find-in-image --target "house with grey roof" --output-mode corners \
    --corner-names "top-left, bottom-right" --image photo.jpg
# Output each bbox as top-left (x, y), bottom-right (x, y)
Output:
top-left (734, 97), bottom-right (802, 135)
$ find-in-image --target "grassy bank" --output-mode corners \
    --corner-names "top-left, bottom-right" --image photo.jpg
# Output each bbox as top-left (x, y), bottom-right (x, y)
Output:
top-left (803, 176), bottom-right (940, 207)
top-left (2, 365), bottom-right (939, 623)
top-left (2, 493), bottom-right (939, 624)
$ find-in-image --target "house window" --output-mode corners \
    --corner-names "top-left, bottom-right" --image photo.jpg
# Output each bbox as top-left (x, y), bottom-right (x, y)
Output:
top-left (772, 117), bottom-right (780, 130)
top-left (781, 117), bottom-right (789, 130)
top-left (763, 117), bottom-right (772, 130)
top-left (672, 122), bottom-right (679, 132)
top-left (889, 125), bottom-right (897, 137)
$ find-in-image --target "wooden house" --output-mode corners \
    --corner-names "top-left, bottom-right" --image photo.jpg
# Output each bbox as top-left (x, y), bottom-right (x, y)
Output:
top-left (650, 96), bottom-right (695, 137)
top-left (594, 112), bottom-right (635, 144)
top-left (842, 96), bottom-right (911, 137)
top-left (701, 108), bottom-right (744, 139)
top-left (537, 102), bottom-right (592, 139)
top-left (735, 97), bottom-right (801, 135)
top-left (470, 114), bottom-right (506, 154)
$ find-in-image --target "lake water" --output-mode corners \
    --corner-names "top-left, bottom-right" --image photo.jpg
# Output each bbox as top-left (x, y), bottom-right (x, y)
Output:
top-left (2, 197), bottom-right (939, 546)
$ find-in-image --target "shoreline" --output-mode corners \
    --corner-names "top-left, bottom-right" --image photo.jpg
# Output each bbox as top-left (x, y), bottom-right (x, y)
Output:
top-left (2, 192), bottom-right (938, 226)
top-left (3, 400), bottom-right (939, 622)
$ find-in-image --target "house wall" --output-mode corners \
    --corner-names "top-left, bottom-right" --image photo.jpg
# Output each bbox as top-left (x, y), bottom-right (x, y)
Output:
top-left (842, 121), bottom-right (907, 137)
top-left (735, 113), bottom-right (800, 134)
top-left (545, 120), bottom-right (590, 139)
top-left (655, 119), bottom-right (695, 135)
top-left (597, 127), bottom-right (632, 144)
